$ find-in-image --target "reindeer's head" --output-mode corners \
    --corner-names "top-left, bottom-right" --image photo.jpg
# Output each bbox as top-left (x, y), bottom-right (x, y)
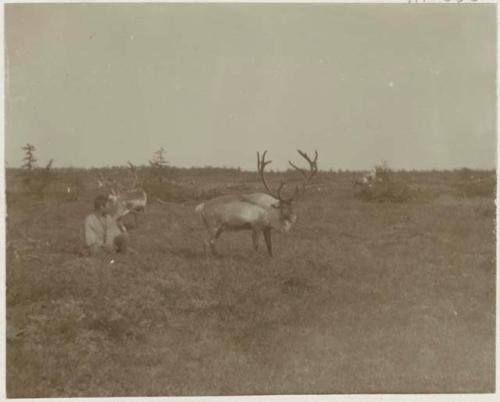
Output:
top-left (271, 197), bottom-right (297, 232)
top-left (257, 150), bottom-right (318, 232)
top-left (96, 162), bottom-right (141, 220)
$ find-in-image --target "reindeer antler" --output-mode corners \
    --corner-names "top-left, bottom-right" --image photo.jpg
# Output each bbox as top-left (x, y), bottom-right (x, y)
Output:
top-left (97, 172), bottom-right (117, 196)
top-left (127, 161), bottom-right (138, 189)
top-left (257, 151), bottom-right (274, 196)
top-left (288, 149), bottom-right (319, 199)
top-left (257, 151), bottom-right (295, 202)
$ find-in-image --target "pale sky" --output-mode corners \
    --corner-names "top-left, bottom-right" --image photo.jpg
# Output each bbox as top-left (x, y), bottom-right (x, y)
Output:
top-left (5, 4), bottom-right (496, 170)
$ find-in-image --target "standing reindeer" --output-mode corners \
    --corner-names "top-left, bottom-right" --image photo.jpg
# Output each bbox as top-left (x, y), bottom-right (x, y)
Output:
top-left (196, 150), bottom-right (318, 256)
top-left (97, 162), bottom-right (147, 227)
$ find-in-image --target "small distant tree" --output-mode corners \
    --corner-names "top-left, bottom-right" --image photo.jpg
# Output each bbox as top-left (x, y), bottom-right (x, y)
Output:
top-left (34, 159), bottom-right (54, 198)
top-left (150, 147), bottom-right (168, 167)
top-left (20, 144), bottom-right (54, 197)
top-left (21, 143), bottom-right (37, 170)
top-left (21, 144), bottom-right (37, 186)
top-left (373, 161), bottom-right (391, 182)
top-left (149, 147), bottom-right (169, 183)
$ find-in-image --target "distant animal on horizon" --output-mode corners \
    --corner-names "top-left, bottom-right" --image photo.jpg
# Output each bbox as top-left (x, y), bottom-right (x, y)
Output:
top-left (97, 162), bottom-right (147, 227)
top-left (195, 150), bottom-right (318, 257)
top-left (353, 168), bottom-right (378, 189)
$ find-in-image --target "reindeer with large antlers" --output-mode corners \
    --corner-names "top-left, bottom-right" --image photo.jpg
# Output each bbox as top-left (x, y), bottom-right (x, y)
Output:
top-left (195, 150), bottom-right (318, 256)
top-left (97, 162), bottom-right (147, 227)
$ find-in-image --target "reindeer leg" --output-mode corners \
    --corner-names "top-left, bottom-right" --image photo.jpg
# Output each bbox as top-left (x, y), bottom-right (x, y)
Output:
top-left (209, 225), bottom-right (224, 256)
top-left (252, 228), bottom-right (260, 251)
top-left (202, 224), bottom-right (210, 257)
top-left (263, 227), bottom-right (273, 257)
top-left (200, 212), bottom-right (211, 257)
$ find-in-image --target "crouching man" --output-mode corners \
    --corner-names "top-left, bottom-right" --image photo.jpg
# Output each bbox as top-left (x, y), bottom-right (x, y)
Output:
top-left (83, 194), bottom-right (129, 256)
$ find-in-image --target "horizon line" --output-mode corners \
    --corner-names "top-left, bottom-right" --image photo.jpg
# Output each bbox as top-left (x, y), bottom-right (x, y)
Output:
top-left (4, 165), bottom-right (497, 173)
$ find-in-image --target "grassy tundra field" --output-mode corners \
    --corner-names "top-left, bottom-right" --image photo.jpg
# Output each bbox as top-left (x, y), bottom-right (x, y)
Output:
top-left (5, 167), bottom-right (496, 397)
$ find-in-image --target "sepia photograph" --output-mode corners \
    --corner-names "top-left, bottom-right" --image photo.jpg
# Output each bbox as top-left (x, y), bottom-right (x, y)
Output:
top-left (4, 2), bottom-right (496, 398)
